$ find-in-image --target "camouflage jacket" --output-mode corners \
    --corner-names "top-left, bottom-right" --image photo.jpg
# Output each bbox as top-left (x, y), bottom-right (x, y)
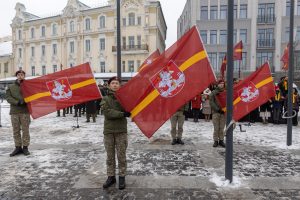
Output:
top-left (100, 89), bottom-right (127, 134)
top-left (209, 87), bottom-right (224, 114)
top-left (6, 80), bottom-right (29, 115)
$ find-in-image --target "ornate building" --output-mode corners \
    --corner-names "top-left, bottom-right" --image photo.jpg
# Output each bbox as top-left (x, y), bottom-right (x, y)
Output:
top-left (11, 0), bottom-right (167, 77)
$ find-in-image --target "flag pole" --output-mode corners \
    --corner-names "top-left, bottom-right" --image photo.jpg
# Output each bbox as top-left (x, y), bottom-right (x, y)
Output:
top-left (287, 0), bottom-right (295, 146)
top-left (116, 0), bottom-right (122, 80)
top-left (225, 0), bottom-right (234, 183)
top-left (238, 60), bottom-right (241, 79)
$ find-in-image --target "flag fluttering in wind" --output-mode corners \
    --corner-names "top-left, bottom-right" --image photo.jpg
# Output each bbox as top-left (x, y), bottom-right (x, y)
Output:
top-left (138, 49), bottom-right (160, 72)
top-left (21, 63), bottom-right (102, 119)
top-left (217, 62), bottom-right (275, 121)
top-left (219, 40), bottom-right (243, 80)
top-left (281, 43), bottom-right (289, 71)
top-left (116, 26), bottom-right (216, 138)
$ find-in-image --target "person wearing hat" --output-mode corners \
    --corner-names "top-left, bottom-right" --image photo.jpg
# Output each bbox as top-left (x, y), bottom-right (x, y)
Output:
top-left (5, 70), bottom-right (31, 156)
top-left (100, 76), bottom-right (130, 190)
top-left (209, 80), bottom-right (226, 148)
top-left (202, 88), bottom-right (212, 122)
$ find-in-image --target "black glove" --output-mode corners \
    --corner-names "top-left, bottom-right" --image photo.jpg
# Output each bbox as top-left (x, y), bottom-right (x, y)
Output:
top-left (218, 109), bottom-right (225, 114)
top-left (123, 112), bottom-right (131, 117)
top-left (17, 100), bottom-right (26, 106)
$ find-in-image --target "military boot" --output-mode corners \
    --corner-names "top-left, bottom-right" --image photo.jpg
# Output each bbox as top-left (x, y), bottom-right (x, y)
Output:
top-left (171, 139), bottom-right (177, 145)
top-left (103, 176), bottom-right (116, 189)
top-left (119, 176), bottom-right (126, 190)
top-left (177, 138), bottom-right (184, 145)
top-left (213, 141), bottom-right (218, 147)
top-left (219, 140), bottom-right (226, 148)
top-left (9, 147), bottom-right (23, 157)
top-left (22, 146), bottom-right (30, 156)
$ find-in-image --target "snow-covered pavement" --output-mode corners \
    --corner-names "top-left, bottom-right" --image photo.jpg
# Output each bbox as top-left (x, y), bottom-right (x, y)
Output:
top-left (0, 100), bottom-right (300, 199)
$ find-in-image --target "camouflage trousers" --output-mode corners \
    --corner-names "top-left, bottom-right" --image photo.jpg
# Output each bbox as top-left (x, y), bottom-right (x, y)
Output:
top-left (212, 112), bottom-right (225, 141)
top-left (11, 113), bottom-right (31, 147)
top-left (104, 133), bottom-right (128, 176)
top-left (170, 111), bottom-right (185, 140)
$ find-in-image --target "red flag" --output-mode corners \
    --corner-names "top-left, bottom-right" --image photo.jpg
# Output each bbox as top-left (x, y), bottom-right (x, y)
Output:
top-left (219, 40), bottom-right (243, 79)
top-left (233, 40), bottom-right (243, 60)
top-left (21, 63), bottom-right (102, 119)
top-left (138, 49), bottom-right (160, 72)
top-left (220, 55), bottom-right (227, 80)
top-left (217, 62), bottom-right (275, 121)
top-left (115, 26), bottom-right (216, 138)
top-left (281, 43), bottom-right (289, 71)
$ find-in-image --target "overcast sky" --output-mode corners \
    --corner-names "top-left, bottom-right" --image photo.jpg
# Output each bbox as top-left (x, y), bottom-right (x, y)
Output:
top-left (0, 0), bottom-right (186, 48)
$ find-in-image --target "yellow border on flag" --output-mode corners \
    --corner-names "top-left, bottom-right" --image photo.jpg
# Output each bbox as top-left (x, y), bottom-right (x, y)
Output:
top-left (24, 78), bottom-right (96, 103)
top-left (222, 76), bottom-right (274, 112)
top-left (130, 50), bottom-right (207, 118)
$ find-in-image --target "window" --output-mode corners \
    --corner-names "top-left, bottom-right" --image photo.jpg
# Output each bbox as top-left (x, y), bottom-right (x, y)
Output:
top-left (128, 36), bottom-right (135, 48)
top-left (258, 4), bottom-right (275, 23)
top-left (137, 35), bottom-right (141, 48)
top-left (70, 21), bottom-right (75, 32)
top-left (298, 0), bottom-right (300, 15)
top-left (286, 1), bottom-right (291, 16)
top-left (41, 45), bottom-right (45, 56)
top-left (31, 66), bottom-right (35, 76)
top-left (208, 52), bottom-right (218, 71)
top-left (31, 47), bottom-right (35, 57)
top-left (99, 16), bottom-right (105, 29)
top-left (53, 65), bottom-right (57, 73)
top-left (295, 51), bottom-right (300, 71)
top-left (100, 61), bottom-right (105, 72)
top-left (297, 26), bottom-right (300, 41)
top-left (201, 6), bottom-right (208, 20)
top-left (234, 5), bottom-right (238, 19)
top-left (42, 65), bottom-right (46, 75)
top-left (218, 52), bottom-right (226, 69)
top-left (41, 26), bottom-right (45, 37)
top-left (210, 6), bottom-right (218, 20)
top-left (210, 30), bottom-right (217, 44)
top-left (4, 63), bottom-right (8, 73)
top-left (240, 4), bottom-right (247, 19)
top-left (240, 29), bottom-right (247, 44)
top-left (137, 60), bottom-right (141, 68)
top-left (220, 5), bottom-right (227, 20)
top-left (129, 13), bottom-right (135, 25)
top-left (70, 41), bottom-right (74, 53)
top-left (219, 30), bottom-right (227, 45)
top-left (285, 27), bottom-right (290, 42)
top-left (18, 48), bottom-right (22, 58)
top-left (85, 18), bottom-right (91, 30)
top-left (53, 44), bottom-right (57, 55)
top-left (242, 52), bottom-right (247, 70)
top-left (52, 24), bottom-right (57, 35)
top-left (100, 38), bottom-right (105, 50)
top-left (234, 29), bottom-right (237, 43)
top-left (122, 18), bottom-right (126, 26)
top-left (257, 28), bottom-right (273, 47)
top-left (122, 37), bottom-right (126, 48)
top-left (128, 60), bottom-right (134, 72)
top-left (122, 61), bottom-right (126, 72)
top-left (18, 29), bottom-right (22, 40)
top-left (137, 16), bottom-right (141, 25)
top-left (31, 28), bottom-right (35, 38)
top-left (85, 40), bottom-right (91, 52)
top-left (200, 30), bottom-right (207, 44)
top-left (257, 52), bottom-right (273, 68)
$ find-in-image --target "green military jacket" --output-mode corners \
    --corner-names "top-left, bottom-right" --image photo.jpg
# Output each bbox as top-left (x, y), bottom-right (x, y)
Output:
top-left (100, 89), bottom-right (127, 134)
top-left (6, 80), bottom-right (29, 115)
top-left (209, 87), bottom-right (224, 114)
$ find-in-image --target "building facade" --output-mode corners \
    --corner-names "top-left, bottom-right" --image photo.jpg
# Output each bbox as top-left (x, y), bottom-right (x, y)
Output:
top-left (178, 0), bottom-right (300, 81)
top-left (11, 0), bottom-right (167, 77)
top-left (0, 36), bottom-right (13, 79)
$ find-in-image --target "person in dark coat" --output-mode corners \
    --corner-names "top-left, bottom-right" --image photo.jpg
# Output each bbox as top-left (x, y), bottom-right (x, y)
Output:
top-left (292, 88), bottom-right (300, 126)
top-left (86, 100), bottom-right (97, 122)
top-left (272, 86), bottom-right (283, 124)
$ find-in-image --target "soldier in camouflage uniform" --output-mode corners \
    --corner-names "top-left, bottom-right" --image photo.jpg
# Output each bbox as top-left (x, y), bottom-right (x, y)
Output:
top-left (209, 80), bottom-right (226, 148)
top-left (170, 104), bottom-right (189, 145)
top-left (6, 70), bottom-right (31, 156)
top-left (100, 76), bottom-right (130, 190)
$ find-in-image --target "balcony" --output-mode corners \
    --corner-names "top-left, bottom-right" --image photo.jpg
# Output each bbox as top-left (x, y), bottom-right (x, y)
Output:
top-left (256, 39), bottom-right (275, 49)
top-left (257, 15), bottom-right (276, 24)
top-left (112, 44), bottom-right (148, 52)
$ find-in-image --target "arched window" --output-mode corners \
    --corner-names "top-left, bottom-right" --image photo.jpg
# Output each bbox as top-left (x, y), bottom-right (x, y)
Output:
top-left (70, 21), bottom-right (74, 32)
top-left (31, 27), bottom-right (35, 38)
top-left (85, 18), bottom-right (91, 30)
top-left (41, 26), bottom-right (46, 37)
top-left (128, 13), bottom-right (135, 26)
top-left (99, 16), bottom-right (105, 29)
top-left (52, 24), bottom-right (57, 35)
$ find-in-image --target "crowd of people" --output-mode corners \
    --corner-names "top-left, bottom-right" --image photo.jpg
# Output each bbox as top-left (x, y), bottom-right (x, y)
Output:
top-left (4, 69), bottom-right (300, 190)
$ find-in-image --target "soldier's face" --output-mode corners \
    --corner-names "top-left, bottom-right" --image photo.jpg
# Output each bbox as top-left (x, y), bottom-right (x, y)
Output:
top-left (109, 80), bottom-right (121, 91)
top-left (17, 73), bottom-right (25, 81)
